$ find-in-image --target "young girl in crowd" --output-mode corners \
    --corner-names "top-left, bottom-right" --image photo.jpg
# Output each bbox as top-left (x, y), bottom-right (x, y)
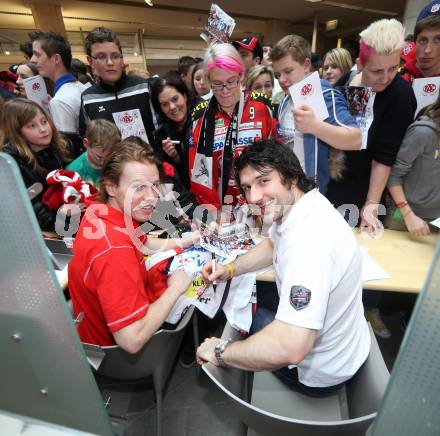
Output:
top-left (192, 62), bottom-right (211, 100)
top-left (1, 98), bottom-right (70, 231)
top-left (245, 65), bottom-right (275, 99)
top-left (322, 48), bottom-right (353, 86)
top-left (387, 94), bottom-right (440, 235)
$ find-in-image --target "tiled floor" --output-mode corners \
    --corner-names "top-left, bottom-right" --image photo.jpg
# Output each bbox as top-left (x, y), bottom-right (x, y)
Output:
top-left (103, 307), bottom-right (408, 436)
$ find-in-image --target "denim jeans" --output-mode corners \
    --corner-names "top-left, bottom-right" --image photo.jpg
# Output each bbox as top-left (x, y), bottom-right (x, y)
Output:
top-left (250, 306), bottom-right (345, 398)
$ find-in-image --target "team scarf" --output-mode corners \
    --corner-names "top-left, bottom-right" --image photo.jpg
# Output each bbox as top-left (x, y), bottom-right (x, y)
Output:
top-left (196, 92), bottom-right (244, 203)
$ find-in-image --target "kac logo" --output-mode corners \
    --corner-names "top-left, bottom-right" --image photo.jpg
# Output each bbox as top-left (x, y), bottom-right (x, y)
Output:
top-left (121, 114), bottom-right (134, 124)
top-left (32, 82), bottom-right (41, 91)
top-left (301, 83), bottom-right (313, 96)
top-left (423, 83), bottom-right (437, 94)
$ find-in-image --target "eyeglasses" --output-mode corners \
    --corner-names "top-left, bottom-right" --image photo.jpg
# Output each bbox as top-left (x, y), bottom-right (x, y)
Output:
top-left (90, 53), bottom-right (123, 63)
top-left (211, 79), bottom-right (240, 91)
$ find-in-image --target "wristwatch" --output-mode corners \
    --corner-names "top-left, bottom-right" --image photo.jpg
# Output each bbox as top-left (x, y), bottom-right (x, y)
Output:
top-left (214, 338), bottom-right (232, 367)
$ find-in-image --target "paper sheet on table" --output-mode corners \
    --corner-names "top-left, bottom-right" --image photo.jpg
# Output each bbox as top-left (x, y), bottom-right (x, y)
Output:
top-left (359, 246), bottom-right (390, 282)
top-left (289, 71), bottom-right (329, 121)
top-left (23, 75), bottom-right (49, 110)
top-left (413, 77), bottom-right (440, 116)
top-left (430, 216), bottom-right (440, 229)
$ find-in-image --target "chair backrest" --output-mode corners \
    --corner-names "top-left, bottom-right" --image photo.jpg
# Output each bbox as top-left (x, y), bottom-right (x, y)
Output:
top-left (202, 323), bottom-right (389, 436)
top-left (84, 306), bottom-right (194, 380)
top-left (0, 153), bottom-right (113, 436)
top-left (368, 238), bottom-right (440, 436)
top-left (346, 324), bottom-right (389, 418)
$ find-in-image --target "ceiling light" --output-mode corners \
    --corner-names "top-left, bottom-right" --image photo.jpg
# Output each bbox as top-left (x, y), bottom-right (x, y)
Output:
top-left (5, 50), bottom-right (11, 55)
top-left (134, 52), bottom-right (138, 56)
top-left (145, 0), bottom-right (153, 6)
top-left (304, 0), bottom-right (323, 2)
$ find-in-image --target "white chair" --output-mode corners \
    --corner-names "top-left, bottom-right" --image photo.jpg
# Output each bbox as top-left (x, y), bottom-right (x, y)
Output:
top-left (83, 306), bottom-right (194, 436)
top-left (202, 322), bottom-right (389, 436)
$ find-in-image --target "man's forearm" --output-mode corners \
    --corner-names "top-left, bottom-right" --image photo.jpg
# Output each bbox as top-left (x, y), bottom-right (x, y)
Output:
top-left (231, 238), bottom-right (274, 277)
top-left (221, 320), bottom-right (315, 371)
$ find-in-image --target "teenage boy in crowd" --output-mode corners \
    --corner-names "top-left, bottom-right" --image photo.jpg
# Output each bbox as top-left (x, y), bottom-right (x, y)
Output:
top-left (79, 27), bottom-right (158, 143)
top-left (66, 119), bottom-right (121, 186)
top-left (233, 37), bottom-right (263, 72)
top-left (177, 56), bottom-right (198, 92)
top-left (197, 140), bottom-right (370, 397)
top-left (30, 31), bottom-right (87, 135)
top-left (400, 1), bottom-right (440, 83)
top-left (271, 34), bottom-right (361, 194)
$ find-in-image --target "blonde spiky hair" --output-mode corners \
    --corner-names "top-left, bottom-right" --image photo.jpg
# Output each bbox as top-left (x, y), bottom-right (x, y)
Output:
top-left (359, 19), bottom-right (405, 58)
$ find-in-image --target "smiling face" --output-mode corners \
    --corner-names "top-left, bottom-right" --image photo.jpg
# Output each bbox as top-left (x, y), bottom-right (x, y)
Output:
top-left (209, 67), bottom-right (242, 113)
top-left (20, 110), bottom-right (52, 151)
top-left (239, 165), bottom-right (295, 223)
top-left (357, 50), bottom-right (400, 92)
top-left (158, 86), bottom-right (188, 126)
top-left (16, 64), bottom-right (36, 97)
top-left (272, 54), bottom-right (310, 94)
top-left (106, 160), bottom-right (160, 223)
top-left (88, 42), bottom-right (124, 85)
top-left (416, 27), bottom-right (440, 76)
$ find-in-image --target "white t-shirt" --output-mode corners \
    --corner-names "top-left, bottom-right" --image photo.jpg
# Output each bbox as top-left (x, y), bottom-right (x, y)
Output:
top-left (49, 81), bottom-right (87, 133)
top-left (269, 189), bottom-right (370, 387)
top-left (278, 96), bottom-right (305, 170)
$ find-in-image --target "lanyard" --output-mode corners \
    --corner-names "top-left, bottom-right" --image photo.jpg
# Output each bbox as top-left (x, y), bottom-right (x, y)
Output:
top-left (220, 92), bottom-right (245, 203)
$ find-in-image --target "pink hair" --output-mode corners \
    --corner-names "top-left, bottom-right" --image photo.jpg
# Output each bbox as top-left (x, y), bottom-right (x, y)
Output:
top-left (207, 56), bottom-right (245, 75)
top-left (359, 40), bottom-right (375, 65)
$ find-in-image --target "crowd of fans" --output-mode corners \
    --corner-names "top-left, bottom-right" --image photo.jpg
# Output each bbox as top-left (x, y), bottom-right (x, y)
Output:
top-left (2, 0), bottom-right (440, 373)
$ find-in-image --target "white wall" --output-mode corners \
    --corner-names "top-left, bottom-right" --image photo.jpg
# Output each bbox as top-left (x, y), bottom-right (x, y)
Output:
top-left (403, 0), bottom-right (432, 35)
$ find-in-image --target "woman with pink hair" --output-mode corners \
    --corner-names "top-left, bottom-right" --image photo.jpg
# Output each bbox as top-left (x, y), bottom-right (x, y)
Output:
top-left (189, 43), bottom-right (280, 209)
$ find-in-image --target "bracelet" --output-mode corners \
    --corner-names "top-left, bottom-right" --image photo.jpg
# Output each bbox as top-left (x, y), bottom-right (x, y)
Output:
top-left (224, 263), bottom-right (235, 279)
top-left (396, 200), bottom-right (409, 209)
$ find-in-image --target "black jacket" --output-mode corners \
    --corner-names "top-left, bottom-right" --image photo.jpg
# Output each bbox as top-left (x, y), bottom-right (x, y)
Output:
top-left (3, 144), bottom-right (65, 231)
top-left (79, 73), bottom-right (159, 143)
top-left (153, 115), bottom-right (192, 189)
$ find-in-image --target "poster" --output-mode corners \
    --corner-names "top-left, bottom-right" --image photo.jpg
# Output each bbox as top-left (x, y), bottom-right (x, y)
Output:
top-left (23, 75), bottom-right (49, 110)
top-left (344, 86), bottom-right (375, 150)
top-left (200, 3), bottom-right (235, 43)
top-left (413, 77), bottom-right (440, 116)
top-left (289, 71), bottom-right (329, 121)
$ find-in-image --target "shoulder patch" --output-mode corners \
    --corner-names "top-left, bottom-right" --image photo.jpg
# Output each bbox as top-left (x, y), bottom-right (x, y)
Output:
top-left (192, 100), bottom-right (209, 120)
top-left (250, 91), bottom-right (274, 111)
top-left (289, 286), bottom-right (311, 311)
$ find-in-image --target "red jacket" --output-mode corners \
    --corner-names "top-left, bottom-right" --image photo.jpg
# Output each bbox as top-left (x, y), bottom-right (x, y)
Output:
top-left (189, 92), bottom-right (280, 209)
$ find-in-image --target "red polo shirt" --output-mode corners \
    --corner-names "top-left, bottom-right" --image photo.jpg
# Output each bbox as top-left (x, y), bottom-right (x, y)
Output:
top-left (69, 203), bottom-right (151, 346)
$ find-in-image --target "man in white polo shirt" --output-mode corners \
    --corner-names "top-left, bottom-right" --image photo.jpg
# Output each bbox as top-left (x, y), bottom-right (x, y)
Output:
top-left (30, 31), bottom-right (87, 135)
top-left (197, 139), bottom-right (370, 397)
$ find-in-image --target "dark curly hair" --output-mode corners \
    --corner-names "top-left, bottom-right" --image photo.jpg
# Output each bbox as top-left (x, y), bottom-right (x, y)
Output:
top-left (234, 139), bottom-right (316, 194)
